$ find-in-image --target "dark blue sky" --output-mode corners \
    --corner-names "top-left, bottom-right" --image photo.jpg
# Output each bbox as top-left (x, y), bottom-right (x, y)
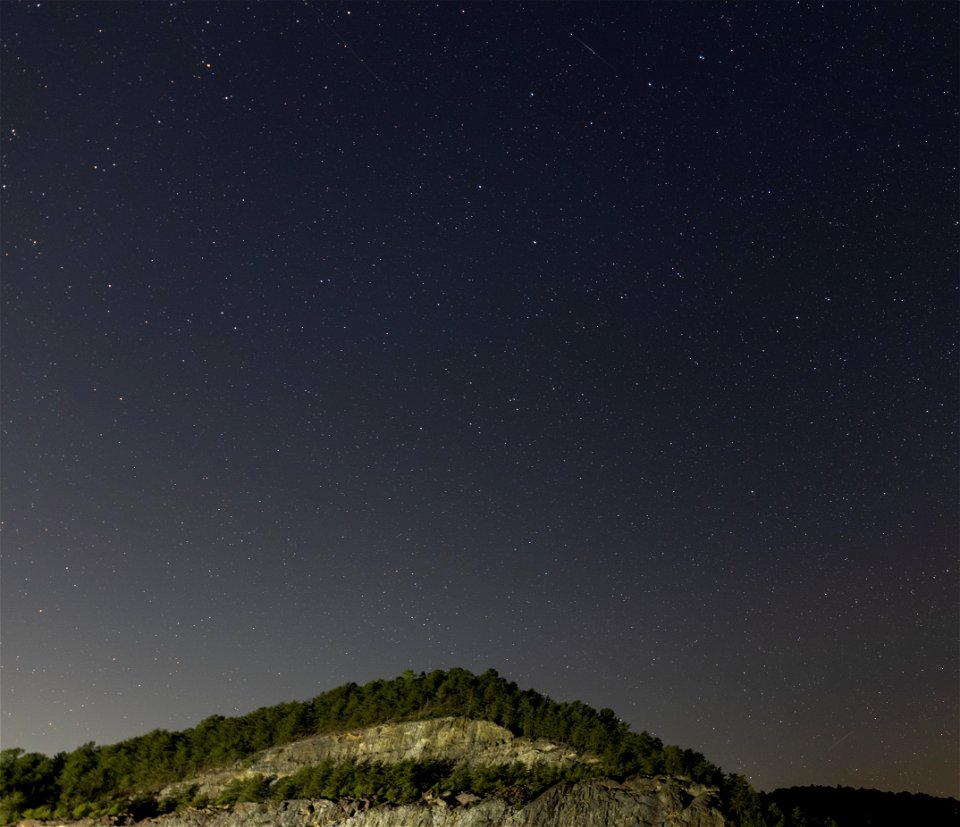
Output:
top-left (2, 1), bottom-right (957, 797)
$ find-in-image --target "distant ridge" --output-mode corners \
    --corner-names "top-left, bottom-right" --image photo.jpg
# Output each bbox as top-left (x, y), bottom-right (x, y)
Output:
top-left (761, 784), bottom-right (960, 827)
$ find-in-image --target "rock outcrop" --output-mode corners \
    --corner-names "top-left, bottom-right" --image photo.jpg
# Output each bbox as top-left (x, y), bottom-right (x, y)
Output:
top-left (130, 776), bottom-right (724, 827)
top-left (37, 719), bottom-right (728, 827)
top-left (522, 776), bottom-right (726, 827)
top-left (251, 717), bottom-right (585, 773)
top-left (160, 718), bottom-right (588, 801)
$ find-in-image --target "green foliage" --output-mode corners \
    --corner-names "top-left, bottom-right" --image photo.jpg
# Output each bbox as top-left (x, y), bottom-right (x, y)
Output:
top-left (215, 774), bottom-right (275, 806)
top-left (0, 667), bottom-right (760, 825)
top-left (721, 773), bottom-right (766, 827)
top-left (0, 748), bottom-right (63, 823)
top-left (263, 758), bottom-right (574, 806)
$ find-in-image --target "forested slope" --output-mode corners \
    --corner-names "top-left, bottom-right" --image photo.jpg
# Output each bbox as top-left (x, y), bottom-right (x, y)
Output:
top-left (9, 667), bottom-right (952, 827)
top-left (1, 668), bottom-right (756, 824)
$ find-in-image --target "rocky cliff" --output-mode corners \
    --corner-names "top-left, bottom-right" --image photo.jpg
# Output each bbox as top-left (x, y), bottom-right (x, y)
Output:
top-left (27, 718), bottom-right (728, 827)
top-left (160, 718), bottom-right (589, 801)
top-left (251, 717), bottom-right (586, 772)
top-left (48, 775), bottom-right (723, 827)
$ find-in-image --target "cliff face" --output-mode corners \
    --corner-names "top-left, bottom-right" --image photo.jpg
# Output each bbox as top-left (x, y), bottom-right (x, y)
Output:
top-left (161, 718), bottom-right (588, 801)
top-left (250, 717), bottom-right (585, 773)
top-left (139, 775), bottom-right (724, 827)
top-left (39, 718), bottom-right (727, 827)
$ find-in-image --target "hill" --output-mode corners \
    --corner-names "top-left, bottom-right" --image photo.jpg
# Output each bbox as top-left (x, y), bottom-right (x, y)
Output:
top-left (1, 668), bottom-right (955, 826)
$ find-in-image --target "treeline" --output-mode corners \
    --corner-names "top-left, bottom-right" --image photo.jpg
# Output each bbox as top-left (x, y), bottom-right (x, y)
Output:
top-left (0, 667), bottom-right (764, 824)
top-left (761, 785), bottom-right (960, 827)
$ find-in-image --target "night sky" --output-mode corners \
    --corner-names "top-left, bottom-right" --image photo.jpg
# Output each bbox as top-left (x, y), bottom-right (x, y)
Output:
top-left (1, 1), bottom-right (957, 798)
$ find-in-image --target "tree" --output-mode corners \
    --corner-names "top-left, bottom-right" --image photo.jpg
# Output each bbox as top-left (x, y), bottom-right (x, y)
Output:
top-left (56, 742), bottom-right (109, 812)
top-left (0, 748), bottom-right (60, 813)
top-left (722, 773), bottom-right (764, 827)
top-left (0, 791), bottom-right (26, 825)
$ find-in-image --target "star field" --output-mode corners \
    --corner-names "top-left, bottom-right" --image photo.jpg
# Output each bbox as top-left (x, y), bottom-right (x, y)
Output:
top-left (1, 1), bottom-right (957, 797)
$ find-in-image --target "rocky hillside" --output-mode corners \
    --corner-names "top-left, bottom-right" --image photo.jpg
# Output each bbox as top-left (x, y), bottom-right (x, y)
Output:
top-left (2, 669), bottom-right (751, 826)
top-left (37, 775), bottom-right (726, 827)
top-left (7, 669), bottom-right (956, 827)
top-left (27, 717), bottom-right (727, 826)
top-left (159, 717), bottom-right (590, 801)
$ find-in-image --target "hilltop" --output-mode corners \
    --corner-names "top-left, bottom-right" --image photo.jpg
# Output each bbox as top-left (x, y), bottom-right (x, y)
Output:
top-left (1, 669), bottom-right (956, 826)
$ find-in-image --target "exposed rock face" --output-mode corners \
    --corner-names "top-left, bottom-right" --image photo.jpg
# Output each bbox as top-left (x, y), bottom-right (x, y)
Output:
top-left (161, 718), bottom-right (587, 801)
top-left (522, 776), bottom-right (726, 827)
top-left (51, 719), bottom-right (727, 827)
top-left (136, 776), bottom-right (725, 827)
top-left (252, 718), bottom-right (584, 773)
